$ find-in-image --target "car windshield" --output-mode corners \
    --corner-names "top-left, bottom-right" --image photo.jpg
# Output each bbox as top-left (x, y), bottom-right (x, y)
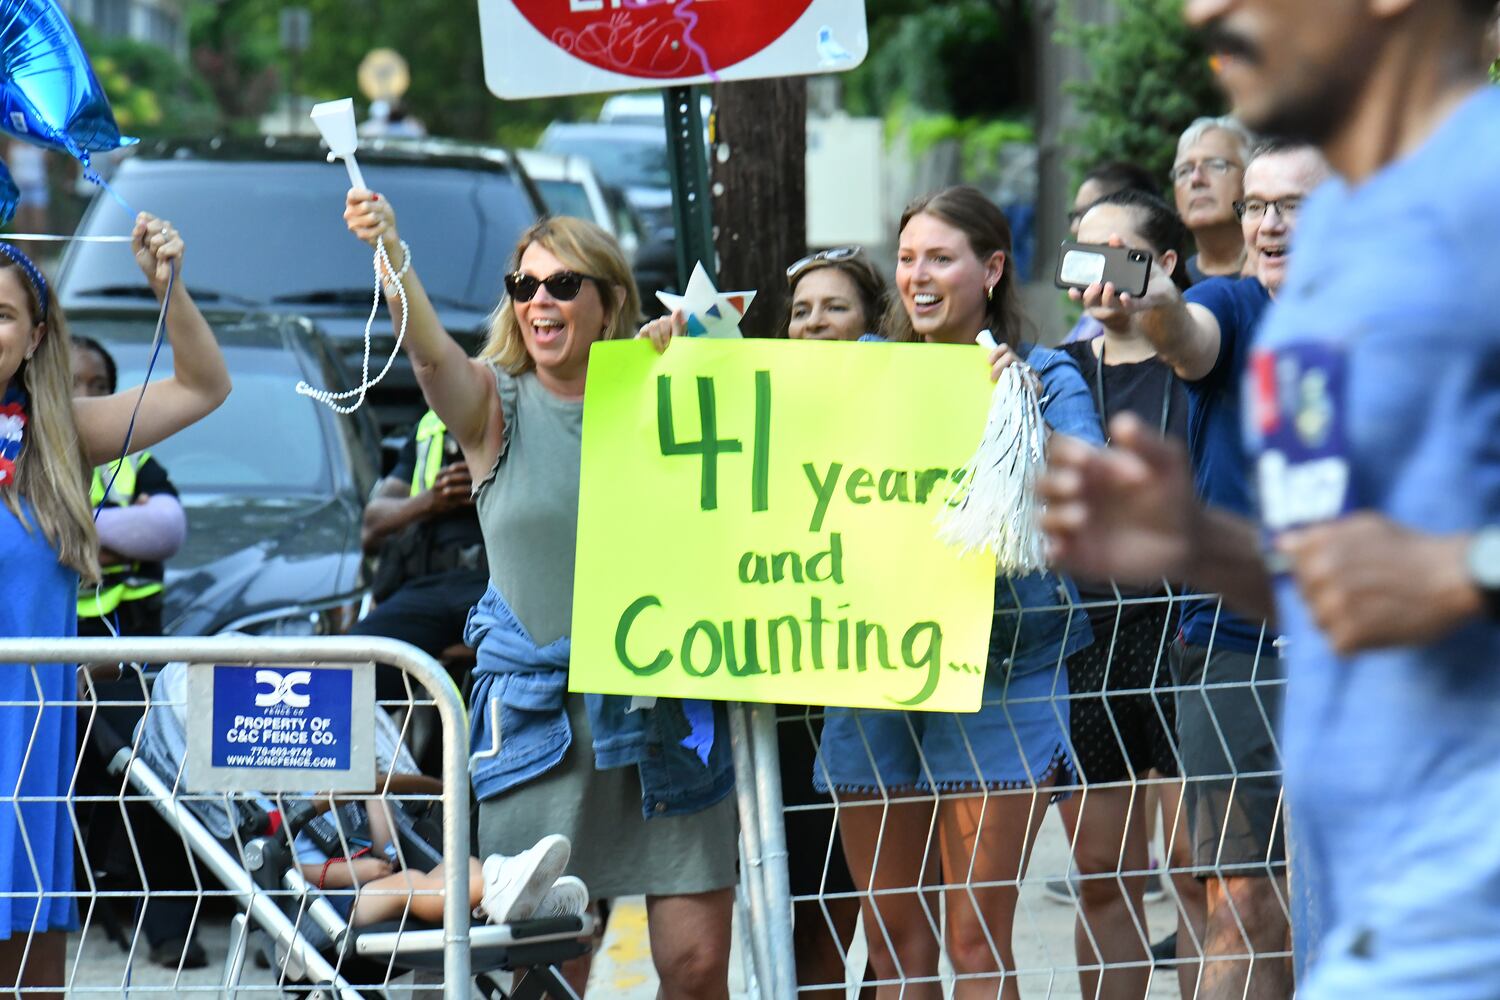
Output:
top-left (541, 133), bottom-right (669, 190)
top-left (105, 340), bottom-right (332, 494)
top-left (534, 179), bottom-right (596, 221)
top-left (62, 161), bottom-right (534, 310)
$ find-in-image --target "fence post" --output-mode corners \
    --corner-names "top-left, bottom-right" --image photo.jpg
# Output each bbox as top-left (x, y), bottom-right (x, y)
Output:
top-left (749, 702), bottom-right (798, 999)
top-left (729, 702), bottom-right (774, 998)
top-left (0, 635), bottom-right (472, 998)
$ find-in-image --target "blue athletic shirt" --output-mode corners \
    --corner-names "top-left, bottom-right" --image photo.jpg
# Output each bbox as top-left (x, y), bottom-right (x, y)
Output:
top-left (1245, 86), bottom-right (1500, 997)
top-left (1180, 276), bottom-right (1278, 655)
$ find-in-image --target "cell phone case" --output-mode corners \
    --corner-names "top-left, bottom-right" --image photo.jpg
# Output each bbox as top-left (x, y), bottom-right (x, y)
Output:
top-left (1054, 242), bottom-right (1151, 298)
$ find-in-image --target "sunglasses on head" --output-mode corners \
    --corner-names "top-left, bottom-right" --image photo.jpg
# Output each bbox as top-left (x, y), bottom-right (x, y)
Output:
top-left (786, 246), bottom-right (863, 283)
top-left (504, 270), bottom-right (599, 303)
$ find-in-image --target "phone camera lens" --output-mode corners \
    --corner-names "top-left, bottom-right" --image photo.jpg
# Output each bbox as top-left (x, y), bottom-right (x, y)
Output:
top-left (1129, 251), bottom-right (1146, 262)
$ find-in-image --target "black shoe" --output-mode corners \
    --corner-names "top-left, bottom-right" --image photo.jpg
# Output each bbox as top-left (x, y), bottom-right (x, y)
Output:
top-left (148, 934), bottom-right (208, 970)
top-left (1150, 931), bottom-right (1178, 964)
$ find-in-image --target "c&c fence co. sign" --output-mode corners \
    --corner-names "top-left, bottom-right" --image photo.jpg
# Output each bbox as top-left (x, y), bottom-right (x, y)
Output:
top-left (187, 661), bottom-right (376, 793)
top-left (477, 0), bottom-right (869, 100)
top-left (570, 339), bottom-right (997, 713)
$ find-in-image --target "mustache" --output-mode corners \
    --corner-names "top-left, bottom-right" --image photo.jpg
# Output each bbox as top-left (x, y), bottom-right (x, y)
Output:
top-left (1197, 21), bottom-right (1261, 64)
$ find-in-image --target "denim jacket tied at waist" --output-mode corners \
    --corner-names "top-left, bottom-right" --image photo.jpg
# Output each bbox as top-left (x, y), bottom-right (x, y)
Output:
top-left (464, 584), bottom-right (734, 819)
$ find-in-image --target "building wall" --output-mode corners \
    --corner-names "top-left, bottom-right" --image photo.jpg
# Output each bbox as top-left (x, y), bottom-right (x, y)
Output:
top-left (58, 0), bottom-right (189, 60)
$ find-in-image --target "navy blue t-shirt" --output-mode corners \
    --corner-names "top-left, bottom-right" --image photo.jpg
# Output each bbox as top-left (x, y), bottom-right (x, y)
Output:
top-left (1179, 276), bottom-right (1277, 654)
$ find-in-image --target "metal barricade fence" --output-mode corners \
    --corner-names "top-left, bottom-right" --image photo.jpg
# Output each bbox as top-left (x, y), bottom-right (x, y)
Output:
top-left (0, 636), bottom-right (587, 1000)
top-left (731, 591), bottom-right (1295, 999)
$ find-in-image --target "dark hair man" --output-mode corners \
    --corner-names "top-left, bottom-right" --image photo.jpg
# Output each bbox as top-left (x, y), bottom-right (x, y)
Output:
top-left (1043, 1), bottom-right (1500, 996)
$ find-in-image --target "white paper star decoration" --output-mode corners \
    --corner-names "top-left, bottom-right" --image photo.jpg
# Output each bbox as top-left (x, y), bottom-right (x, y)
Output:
top-left (656, 262), bottom-right (757, 339)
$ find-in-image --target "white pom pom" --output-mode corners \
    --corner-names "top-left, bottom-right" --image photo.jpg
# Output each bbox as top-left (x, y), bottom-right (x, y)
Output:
top-left (935, 338), bottom-right (1050, 575)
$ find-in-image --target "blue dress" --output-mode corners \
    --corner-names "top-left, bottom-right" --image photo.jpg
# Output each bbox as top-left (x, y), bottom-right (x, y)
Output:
top-left (0, 500), bottom-right (79, 937)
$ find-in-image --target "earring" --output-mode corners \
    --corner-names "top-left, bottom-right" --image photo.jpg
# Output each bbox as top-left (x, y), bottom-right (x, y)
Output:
top-left (986, 285), bottom-right (994, 302)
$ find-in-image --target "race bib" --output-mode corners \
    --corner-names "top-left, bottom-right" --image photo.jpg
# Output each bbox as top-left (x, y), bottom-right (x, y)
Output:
top-left (1252, 343), bottom-right (1355, 533)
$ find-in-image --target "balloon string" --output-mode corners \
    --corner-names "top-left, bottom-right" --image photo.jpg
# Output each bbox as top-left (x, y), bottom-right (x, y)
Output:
top-left (83, 168), bottom-right (139, 218)
top-left (95, 258), bottom-right (175, 520)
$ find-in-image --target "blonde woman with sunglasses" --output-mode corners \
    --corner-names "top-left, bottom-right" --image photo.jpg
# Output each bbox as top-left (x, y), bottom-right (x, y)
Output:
top-left (344, 190), bottom-right (738, 999)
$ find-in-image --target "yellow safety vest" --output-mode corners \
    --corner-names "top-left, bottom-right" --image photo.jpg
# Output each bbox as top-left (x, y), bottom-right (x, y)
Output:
top-left (410, 411), bottom-right (447, 496)
top-left (78, 453), bottom-right (166, 619)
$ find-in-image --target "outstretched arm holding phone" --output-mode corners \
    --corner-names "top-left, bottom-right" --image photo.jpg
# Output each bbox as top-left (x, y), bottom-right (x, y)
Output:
top-left (1065, 236), bottom-right (1224, 382)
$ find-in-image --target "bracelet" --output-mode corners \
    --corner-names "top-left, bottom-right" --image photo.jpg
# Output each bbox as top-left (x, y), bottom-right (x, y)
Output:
top-left (380, 239), bottom-right (411, 287)
top-left (317, 856), bottom-right (342, 891)
top-left (316, 845), bottom-right (374, 890)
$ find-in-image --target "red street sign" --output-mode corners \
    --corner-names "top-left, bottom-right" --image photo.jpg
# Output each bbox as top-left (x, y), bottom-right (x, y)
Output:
top-left (478, 0), bottom-right (868, 100)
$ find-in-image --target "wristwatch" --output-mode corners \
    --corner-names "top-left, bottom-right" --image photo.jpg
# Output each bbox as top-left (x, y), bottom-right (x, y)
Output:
top-left (1467, 527), bottom-right (1500, 621)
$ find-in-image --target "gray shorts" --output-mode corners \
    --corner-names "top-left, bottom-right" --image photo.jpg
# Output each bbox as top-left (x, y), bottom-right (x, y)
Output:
top-left (1171, 640), bottom-right (1287, 878)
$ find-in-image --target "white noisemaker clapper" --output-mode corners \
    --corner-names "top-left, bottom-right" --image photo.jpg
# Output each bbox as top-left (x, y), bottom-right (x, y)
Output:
top-left (935, 329), bottom-right (1050, 574)
top-left (296, 98), bottom-right (410, 414)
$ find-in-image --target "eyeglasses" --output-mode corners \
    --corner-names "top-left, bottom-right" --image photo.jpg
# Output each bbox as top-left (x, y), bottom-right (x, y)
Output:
top-left (1234, 197), bottom-right (1302, 222)
top-left (786, 246), bottom-right (862, 282)
top-left (504, 270), bottom-right (598, 303)
top-left (1169, 157), bottom-right (1242, 184)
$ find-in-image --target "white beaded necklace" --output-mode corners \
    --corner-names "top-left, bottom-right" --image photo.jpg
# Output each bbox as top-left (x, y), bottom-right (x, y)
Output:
top-left (295, 237), bottom-right (411, 415)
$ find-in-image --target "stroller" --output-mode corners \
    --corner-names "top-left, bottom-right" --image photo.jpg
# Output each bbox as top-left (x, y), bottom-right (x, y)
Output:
top-left (94, 659), bottom-right (592, 999)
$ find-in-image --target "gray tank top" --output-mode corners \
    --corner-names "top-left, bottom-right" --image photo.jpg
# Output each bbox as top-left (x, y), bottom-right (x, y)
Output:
top-left (474, 366), bottom-right (584, 646)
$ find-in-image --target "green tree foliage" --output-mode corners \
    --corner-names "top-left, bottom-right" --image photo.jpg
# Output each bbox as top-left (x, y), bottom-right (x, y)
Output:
top-left (844, 0), bottom-right (1032, 119)
top-left (189, 0), bottom-right (599, 144)
top-left (76, 26), bottom-right (220, 136)
top-left (1059, 0), bottom-right (1224, 188)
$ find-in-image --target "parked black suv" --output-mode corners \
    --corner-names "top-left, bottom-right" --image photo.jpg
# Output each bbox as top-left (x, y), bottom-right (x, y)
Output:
top-left (58, 136), bottom-right (546, 454)
top-left (80, 308), bottom-right (381, 636)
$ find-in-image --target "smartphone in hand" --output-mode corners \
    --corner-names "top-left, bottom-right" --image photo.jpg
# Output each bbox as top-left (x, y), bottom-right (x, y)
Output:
top-left (1054, 242), bottom-right (1153, 298)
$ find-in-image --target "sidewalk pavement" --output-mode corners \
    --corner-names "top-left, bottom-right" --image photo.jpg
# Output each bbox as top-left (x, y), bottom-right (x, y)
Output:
top-left (64, 814), bottom-right (1188, 997)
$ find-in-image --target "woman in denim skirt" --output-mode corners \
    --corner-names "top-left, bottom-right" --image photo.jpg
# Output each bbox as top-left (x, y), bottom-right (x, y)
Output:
top-left (816, 187), bottom-right (1103, 999)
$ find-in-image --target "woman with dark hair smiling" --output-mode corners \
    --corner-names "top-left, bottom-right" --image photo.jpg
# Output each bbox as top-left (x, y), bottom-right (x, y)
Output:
top-left (818, 186), bottom-right (1103, 999)
top-left (1057, 188), bottom-right (1203, 1000)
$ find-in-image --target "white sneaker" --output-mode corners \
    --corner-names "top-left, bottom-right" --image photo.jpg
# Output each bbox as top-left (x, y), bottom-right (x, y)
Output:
top-left (533, 876), bottom-right (589, 919)
top-left (481, 834), bottom-right (571, 924)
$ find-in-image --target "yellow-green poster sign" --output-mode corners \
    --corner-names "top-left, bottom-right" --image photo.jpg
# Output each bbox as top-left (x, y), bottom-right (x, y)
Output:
top-left (570, 338), bottom-right (997, 712)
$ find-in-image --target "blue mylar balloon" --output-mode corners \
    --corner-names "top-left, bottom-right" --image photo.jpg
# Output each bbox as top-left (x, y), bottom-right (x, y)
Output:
top-left (0, 160), bottom-right (19, 227)
top-left (0, 0), bottom-right (135, 166)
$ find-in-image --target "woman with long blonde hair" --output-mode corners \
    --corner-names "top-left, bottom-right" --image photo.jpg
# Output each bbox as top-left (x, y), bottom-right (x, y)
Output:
top-left (0, 215), bottom-right (229, 994)
top-left (344, 191), bottom-right (738, 998)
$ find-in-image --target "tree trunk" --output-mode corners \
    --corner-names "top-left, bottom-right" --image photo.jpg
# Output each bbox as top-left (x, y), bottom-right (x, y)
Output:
top-left (710, 77), bottom-right (807, 340)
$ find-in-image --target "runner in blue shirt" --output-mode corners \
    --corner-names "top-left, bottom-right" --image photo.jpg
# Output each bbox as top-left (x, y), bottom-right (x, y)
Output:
top-left (1041, 1), bottom-right (1500, 996)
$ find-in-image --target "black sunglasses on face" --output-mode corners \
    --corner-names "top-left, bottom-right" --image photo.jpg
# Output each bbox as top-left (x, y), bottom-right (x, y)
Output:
top-left (504, 270), bottom-right (598, 303)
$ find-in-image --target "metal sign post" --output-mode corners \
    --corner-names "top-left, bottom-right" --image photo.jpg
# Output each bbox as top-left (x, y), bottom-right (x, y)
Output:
top-left (664, 85), bottom-right (716, 288)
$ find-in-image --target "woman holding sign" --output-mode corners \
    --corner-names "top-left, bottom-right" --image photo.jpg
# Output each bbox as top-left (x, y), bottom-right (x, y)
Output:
top-left (818, 186), bottom-right (1103, 999)
top-left (0, 218), bottom-right (230, 992)
top-left (344, 193), bottom-right (738, 998)
top-left (784, 246), bottom-right (889, 342)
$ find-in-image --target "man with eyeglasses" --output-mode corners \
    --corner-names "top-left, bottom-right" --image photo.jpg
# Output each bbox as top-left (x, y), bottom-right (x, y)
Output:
top-left (1064, 137), bottom-right (1329, 1000)
top-left (1043, 0), bottom-right (1500, 995)
top-left (1172, 116), bottom-right (1256, 283)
